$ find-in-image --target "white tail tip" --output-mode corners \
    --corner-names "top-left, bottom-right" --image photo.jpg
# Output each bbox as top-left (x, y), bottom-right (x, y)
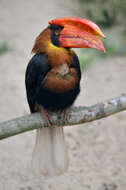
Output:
top-left (31, 126), bottom-right (69, 176)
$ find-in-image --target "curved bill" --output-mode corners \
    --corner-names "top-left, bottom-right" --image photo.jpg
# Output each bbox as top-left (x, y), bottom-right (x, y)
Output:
top-left (49, 17), bottom-right (106, 53)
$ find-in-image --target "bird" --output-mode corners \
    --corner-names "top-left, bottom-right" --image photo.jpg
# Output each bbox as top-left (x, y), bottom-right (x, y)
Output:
top-left (25, 17), bottom-right (105, 176)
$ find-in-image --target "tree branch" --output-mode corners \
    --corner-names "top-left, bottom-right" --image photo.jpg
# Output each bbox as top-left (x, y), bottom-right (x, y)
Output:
top-left (0, 93), bottom-right (126, 140)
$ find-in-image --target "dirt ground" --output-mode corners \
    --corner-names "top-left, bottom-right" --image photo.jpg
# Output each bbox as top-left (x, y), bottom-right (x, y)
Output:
top-left (0, 0), bottom-right (126, 190)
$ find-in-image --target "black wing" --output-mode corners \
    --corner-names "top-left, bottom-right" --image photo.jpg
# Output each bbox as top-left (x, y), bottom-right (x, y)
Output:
top-left (25, 53), bottom-right (50, 113)
top-left (71, 53), bottom-right (81, 81)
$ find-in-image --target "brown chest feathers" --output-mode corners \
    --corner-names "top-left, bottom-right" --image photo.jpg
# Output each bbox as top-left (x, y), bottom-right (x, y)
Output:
top-left (42, 63), bottom-right (79, 93)
top-left (32, 27), bottom-right (79, 93)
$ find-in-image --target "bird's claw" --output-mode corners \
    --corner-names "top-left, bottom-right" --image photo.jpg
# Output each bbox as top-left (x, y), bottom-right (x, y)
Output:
top-left (35, 103), bottom-right (52, 127)
top-left (61, 108), bottom-right (70, 124)
top-left (42, 110), bottom-right (52, 127)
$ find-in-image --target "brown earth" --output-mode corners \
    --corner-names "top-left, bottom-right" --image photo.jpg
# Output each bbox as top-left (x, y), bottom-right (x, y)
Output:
top-left (0, 0), bottom-right (126, 189)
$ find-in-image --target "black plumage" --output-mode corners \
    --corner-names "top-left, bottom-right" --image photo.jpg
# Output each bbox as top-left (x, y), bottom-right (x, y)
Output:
top-left (25, 52), bottom-right (81, 113)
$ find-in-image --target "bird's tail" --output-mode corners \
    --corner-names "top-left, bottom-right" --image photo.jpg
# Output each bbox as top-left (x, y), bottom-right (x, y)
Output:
top-left (31, 126), bottom-right (69, 176)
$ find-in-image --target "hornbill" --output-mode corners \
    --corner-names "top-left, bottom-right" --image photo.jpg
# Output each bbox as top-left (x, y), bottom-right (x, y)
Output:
top-left (25, 17), bottom-right (105, 176)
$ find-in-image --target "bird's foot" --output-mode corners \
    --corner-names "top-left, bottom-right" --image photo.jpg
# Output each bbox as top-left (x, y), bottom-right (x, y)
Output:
top-left (61, 108), bottom-right (70, 124)
top-left (35, 103), bottom-right (52, 127)
top-left (41, 109), bottom-right (52, 127)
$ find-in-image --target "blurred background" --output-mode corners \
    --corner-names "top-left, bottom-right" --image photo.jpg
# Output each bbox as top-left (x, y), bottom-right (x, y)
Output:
top-left (0, 0), bottom-right (126, 189)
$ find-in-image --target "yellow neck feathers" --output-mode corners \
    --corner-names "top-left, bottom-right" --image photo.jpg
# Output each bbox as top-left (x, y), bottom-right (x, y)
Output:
top-left (32, 27), bottom-right (74, 68)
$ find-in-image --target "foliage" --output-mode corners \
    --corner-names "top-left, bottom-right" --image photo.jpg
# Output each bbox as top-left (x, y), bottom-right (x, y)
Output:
top-left (100, 39), bottom-right (121, 57)
top-left (79, 50), bottom-right (96, 71)
top-left (79, 36), bottom-right (126, 71)
top-left (71, 0), bottom-right (126, 28)
top-left (0, 41), bottom-right (11, 55)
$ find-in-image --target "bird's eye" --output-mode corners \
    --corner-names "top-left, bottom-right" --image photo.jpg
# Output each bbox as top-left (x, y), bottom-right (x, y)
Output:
top-left (54, 29), bottom-right (60, 36)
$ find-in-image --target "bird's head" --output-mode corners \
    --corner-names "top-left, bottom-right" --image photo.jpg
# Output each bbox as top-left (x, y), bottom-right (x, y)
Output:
top-left (32, 17), bottom-right (106, 54)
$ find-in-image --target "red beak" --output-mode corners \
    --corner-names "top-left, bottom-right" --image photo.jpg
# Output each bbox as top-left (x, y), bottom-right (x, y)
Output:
top-left (49, 17), bottom-right (106, 53)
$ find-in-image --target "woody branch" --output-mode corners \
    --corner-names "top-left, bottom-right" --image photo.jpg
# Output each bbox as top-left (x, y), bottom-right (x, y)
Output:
top-left (0, 93), bottom-right (126, 140)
